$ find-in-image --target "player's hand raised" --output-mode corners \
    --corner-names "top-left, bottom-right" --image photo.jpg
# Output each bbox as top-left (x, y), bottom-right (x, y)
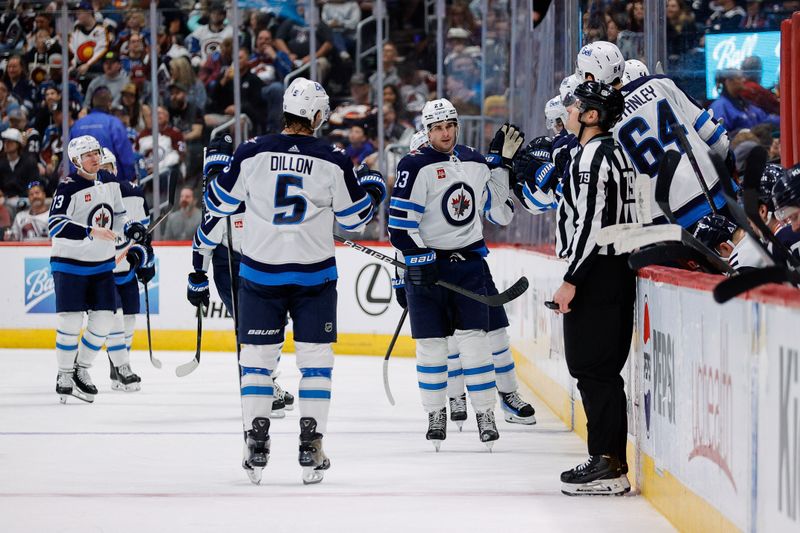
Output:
top-left (487, 123), bottom-right (526, 170)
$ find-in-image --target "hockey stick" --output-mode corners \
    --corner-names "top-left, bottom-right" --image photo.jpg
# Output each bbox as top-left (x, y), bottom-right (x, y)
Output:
top-left (334, 235), bottom-right (529, 306)
top-left (226, 217), bottom-right (241, 359)
top-left (596, 223), bottom-right (683, 251)
top-left (672, 119), bottom-right (718, 214)
top-left (739, 146), bottom-right (800, 270)
top-left (382, 308), bottom-right (407, 406)
top-left (653, 150), bottom-right (735, 274)
top-left (713, 266), bottom-right (799, 303)
top-left (143, 281), bottom-right (162, 368)
top-left (628, 242), bottom-right (731, 273)
top-left (176, 306), bottom-right (203, 377)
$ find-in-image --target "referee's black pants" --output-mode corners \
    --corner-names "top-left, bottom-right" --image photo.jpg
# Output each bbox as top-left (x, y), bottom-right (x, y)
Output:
top-left (563, 254), bottom-right (636, 463)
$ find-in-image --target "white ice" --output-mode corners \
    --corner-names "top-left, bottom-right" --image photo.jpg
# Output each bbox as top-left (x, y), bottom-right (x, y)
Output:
top-left (0, 349), bottom-right (675, 533)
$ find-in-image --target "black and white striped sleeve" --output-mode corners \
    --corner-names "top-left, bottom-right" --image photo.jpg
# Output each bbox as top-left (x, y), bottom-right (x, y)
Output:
top-left (563, 144), bottom-right (609, 286)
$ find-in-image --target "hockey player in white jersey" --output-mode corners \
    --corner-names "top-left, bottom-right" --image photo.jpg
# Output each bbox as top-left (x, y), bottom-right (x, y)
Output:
top-left (98, 148), bottom-right (150, 392)
top-left (575, 40), bottom-right (731, 228)
top-left (50, 136), bottom-right (147, 403)
top-left (621, 59), bottom-right (649, 85)
top-left (187, 135), bottom-right (294, 415)
top-left (388, 98), bottom-right (524, 450)
top-left (203, 78), bottom-right (386, 485)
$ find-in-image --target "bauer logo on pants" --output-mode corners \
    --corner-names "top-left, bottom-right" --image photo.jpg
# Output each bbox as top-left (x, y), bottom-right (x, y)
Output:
top-left (24, 258), bottom-right (55, 313)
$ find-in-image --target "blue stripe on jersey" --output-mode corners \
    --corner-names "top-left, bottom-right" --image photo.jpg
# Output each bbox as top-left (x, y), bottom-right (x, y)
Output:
top-left (676, 188), bottom-right (726, 228)
top-left (298, 389), bottom-right (332, 399)
top-left (494, 363), bottom-right (515, 374)
top-left (50, 259), bottom-right (115, 276)
top-left (241, 386), bottom-right (274, 396)
top-left (338, 206), bottom-right (374, 230)
top-left (447, 353), bottom-right (460, 359)
top-left (484, 188), bottom-right (492, 211)
top-left (418, 381), bottom-right (447, 390)
top-left (300, 367), bottom-right (333, 379)
top-left (416, 364), bottom-right (448, 374)
top-left (240, 264), bottom-right (337, 286)
top-left (694, 111), bottom-right (711, 131)
top-left (462, 364), bottom-right (494, 376)
top-left (114, 270), bottom-right (137, 285)
top-left (210, 179), bottom-right (239, 206)
top-left (388, 217), bottom-right (419, 229)
top-left (707, 124), bottom-right (726, 146)
top-left (81, 336), bottom-right (102, 351)
top-left (48, 220), bottom-right (69, 237)
top-left (523, 183), bottom-right (555, 210)
top-left (55, 342), bottom-right (78, 351)
top-left (390, 198), bottom-right (425, 213)
top-left (448, 369), bottom-right (463, 377)
top-left (107, 344), bottom-right (127, 352)
top-left (466, 381), bottom-right (496, 392)
top-left (196, 228), bottom-right (218, 247)
top-left (335, 194), bottom-right (372, 217)
top-left (241, 366), bottom-right (272, 376)
top-left (492, 348), bottom-right (509, 356)
top-left (204, 196), bottom-right (236, 216)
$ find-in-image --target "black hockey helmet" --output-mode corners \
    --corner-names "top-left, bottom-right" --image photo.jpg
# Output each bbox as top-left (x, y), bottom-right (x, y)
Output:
top-left (772, 163), bottom-right (800, 219)
top-left (758, 163), bottom-right (785, 211)
top-left (693, 214), bottom-right (737, 250)
top-left (573, 80), bottom-right (625, 130)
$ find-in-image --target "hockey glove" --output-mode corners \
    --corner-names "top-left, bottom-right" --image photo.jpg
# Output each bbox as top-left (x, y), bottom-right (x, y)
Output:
top-left (486, 123), bottom-right (525, 170)
top-left (136, 244), bottom-right (156, 284)
top-left (187, 271), bottom-right (210, 309)
top-left (126, 243), bottom-right (150, 271)
top-left (404, 248), bottom-right (438, 286)
top-left (204, 132), bottom-right (234, 179)
top-left (124, 221), bottom-right (148, 244)
top-left (392, 277), bottom-right (407, 309)
top-left (355, 164), bottom-right (387, 206)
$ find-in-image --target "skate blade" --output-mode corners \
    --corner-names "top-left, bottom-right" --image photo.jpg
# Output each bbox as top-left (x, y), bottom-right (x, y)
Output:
top-left (503, 413), bottom-right (537, 425)
top-left (431, 440), bottom-right (442, 452)
top-left (302, 466), bottom-right (325, 485)
top-left (112, 381), bottom-right (141, 392)
top-left (58, 393), bottom-right (70, 404)
top-left (455, 420), bottom-right (464, 432)
top-left (484, 441), bottom-right (494, 452)
top-left (284, 402), bottom-right (295, 411)
top-left (269, 408), bottom-right (286, 419)
top-left (245, 465), bottom-right (264, 485)
top-left (561, 477), bottom-right (630, 496)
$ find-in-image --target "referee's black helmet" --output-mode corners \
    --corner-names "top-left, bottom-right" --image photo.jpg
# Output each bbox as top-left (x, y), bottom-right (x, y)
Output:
top-left (573, 81), bottom-right (625, 130)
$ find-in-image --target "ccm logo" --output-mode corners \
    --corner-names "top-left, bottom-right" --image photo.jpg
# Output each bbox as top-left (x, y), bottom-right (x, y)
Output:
top-left (247, 329), bottom-right (280, 335)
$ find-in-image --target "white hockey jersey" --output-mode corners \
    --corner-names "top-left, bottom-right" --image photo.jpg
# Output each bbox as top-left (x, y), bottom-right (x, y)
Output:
top-left (187, 24), bottom-right (233, 63)
top-left (204, 134), bottom-right (376, 286)
top-left (729, 234), bottom-right (771, 271)
top-left (69, 23), bottom-right (108, 68)
top-left (389, 144), bottom-right (510, 255)
top-left (192, 205), bottom-right (245, 272)
top-left (617, 75), bottom-right (730, 227)
top-left (9, 209), bottom-right (49, 241)
top-left (49, 170), bottom-right (129, 275)
top-left (98, 176), bottom-right (149, 279)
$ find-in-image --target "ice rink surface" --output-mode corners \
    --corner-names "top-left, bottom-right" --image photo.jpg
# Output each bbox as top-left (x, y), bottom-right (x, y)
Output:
top-left (0, 349), bottom-right (675, 533)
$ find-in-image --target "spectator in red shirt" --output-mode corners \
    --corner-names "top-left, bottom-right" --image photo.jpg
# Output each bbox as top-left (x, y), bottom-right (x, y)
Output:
top-left (740, 56), bottom-right (779, 115)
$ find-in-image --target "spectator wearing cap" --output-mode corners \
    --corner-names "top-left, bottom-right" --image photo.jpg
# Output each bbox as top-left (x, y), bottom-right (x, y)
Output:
top-left (0, 128), bottom-right (40, 199)
top-left (444, 27), bottom-right (471, 64)
top-left (710, 68), bottom-right (779, 134)
top-left (740, 56), bottom-right (780, 115)
top-left (70, 87), bottom-right (136, 181)
top-left (68, 1), bottom-right (109, 78)
top-left (84, 50), bottom-right (131, 109)
top-left (2, 55), bottom-right (35, 113)
top-left (186, 2), bottom-right (233, 66)
top-left (7, 107), bottom-right (39, 159)
top-left (6, 181), bottom-right (49, 241)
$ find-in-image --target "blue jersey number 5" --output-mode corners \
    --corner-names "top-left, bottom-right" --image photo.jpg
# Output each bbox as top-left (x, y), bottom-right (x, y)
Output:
top-left (273, 174), bottom-right (307, 225)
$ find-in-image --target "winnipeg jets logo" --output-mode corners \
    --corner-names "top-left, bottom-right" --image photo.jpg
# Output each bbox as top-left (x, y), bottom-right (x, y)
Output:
top-left (441, 182), bottom-right (475, 227)
top-left (87, 204), bottom-right (113, 229)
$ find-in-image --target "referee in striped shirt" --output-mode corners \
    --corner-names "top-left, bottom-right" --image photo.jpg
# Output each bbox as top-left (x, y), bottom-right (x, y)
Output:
top-left (550, 81), bottom-right (638, 496)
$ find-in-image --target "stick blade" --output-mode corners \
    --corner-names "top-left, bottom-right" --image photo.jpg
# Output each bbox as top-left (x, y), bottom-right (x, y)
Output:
top-left (175, 359), bottom-right (199, 377)
top-left (491, 276), bottom-right (529, 305)
top-left (655, 150), bottom-right (681, 223)
top-left (383, 358), bottom-right (396, 406)
top-left (628, 242), bottom-right (726, 273)
top-left (713, 266), bottom-right (794, 303)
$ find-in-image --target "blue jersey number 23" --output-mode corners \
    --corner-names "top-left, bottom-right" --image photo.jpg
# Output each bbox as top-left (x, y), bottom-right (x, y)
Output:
top-left (273, 174), bottom-right (307, 225)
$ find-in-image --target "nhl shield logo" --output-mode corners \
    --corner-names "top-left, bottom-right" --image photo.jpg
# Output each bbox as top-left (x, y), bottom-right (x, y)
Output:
top-left (441, 182), bottom-right (476, 227)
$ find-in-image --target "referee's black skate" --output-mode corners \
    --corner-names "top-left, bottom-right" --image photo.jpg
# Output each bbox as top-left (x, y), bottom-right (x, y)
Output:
top-left (242, 417), bottom-right (271, 485)
top-left (476, 409), bottom-right (499, 451)
top-left (426, 407), bottom-right (447, 451)
top-left (71, 365), bottom-right (97, 403)
top-left (111, 364), bottom-right (141, 392)
top-left (448, 394), bottom-right (467, 431)
top-left (298, 417), bottom-right (330, 485)
top-left (499, 391), bottom-right (536, 425)
top-left (560, 455), bottom-right (630, 496)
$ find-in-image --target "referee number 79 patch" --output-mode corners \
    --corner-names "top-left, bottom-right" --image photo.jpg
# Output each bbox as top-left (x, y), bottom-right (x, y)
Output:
top-left (578, 171), bottom-right (591, 185)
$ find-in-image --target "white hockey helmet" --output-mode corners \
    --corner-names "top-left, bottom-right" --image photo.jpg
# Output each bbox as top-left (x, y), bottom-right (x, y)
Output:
top-left (409, 130), bottom-right (429, 152)
top-left (100, 147), bottom-right (117, 175)
top-left (575, 41), bottom-right (625, 86)
top-left (67, 135), bottom-right (103, 172)
top-left (545, 96), bottom-right (568, 133)
top-left (282, 77), bottom-right (330, 131)
top-left (622, 59), bottom-right (650, 84)
top-left (559, 73), bottom-right (581, 107)
top-left (421, 98), bottom-right (459, 131)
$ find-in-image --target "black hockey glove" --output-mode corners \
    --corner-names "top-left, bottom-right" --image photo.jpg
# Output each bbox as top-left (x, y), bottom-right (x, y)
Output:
top-left (392, 277), bottom-right (407, 309)
top-left (124, 221), bottom-right (148, 244)
top-left (187, 271), bottom-right (210, 309)
top-left (486, 123), bottom-right (525, 170)
top-left (404, 248), bottom-right (438, 286)
top-left (204, 132), bottom-right (234, 179)
top-left (126, 243), bottom-right (150, 271)
top-left (136, 244), bottom-right (156, 284)
top-left (355, 164), bottom-right (387, 206)
top-left (513, 137), bottom-right (559, 194)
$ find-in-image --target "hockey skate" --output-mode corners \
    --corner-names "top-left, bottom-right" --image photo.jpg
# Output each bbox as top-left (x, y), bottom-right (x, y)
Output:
top-left (111, 364), bottom-right (142, 392)
top-left (270, 396), bottom-right (287, 419)
top-left (560, 455), bottom-right (630, 496)
top-left (71, 365), bottom-right (97, 403)
top-left (298, 417), bottom-right (330, 485)
top-left (273, 378), bottom-right (295, 411)
top-left (448, 394), bottom-right (467, 431)
top-left (56, 371), bottom-right (75, 404)
top-left (242, 417), bottom-right (271, 485)
top-left (499, 391), bottom-right (537, 425)
top-left (426, 407), bottom-right (447, 451)
top-left (476, 409), bottom-right (500, 451)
